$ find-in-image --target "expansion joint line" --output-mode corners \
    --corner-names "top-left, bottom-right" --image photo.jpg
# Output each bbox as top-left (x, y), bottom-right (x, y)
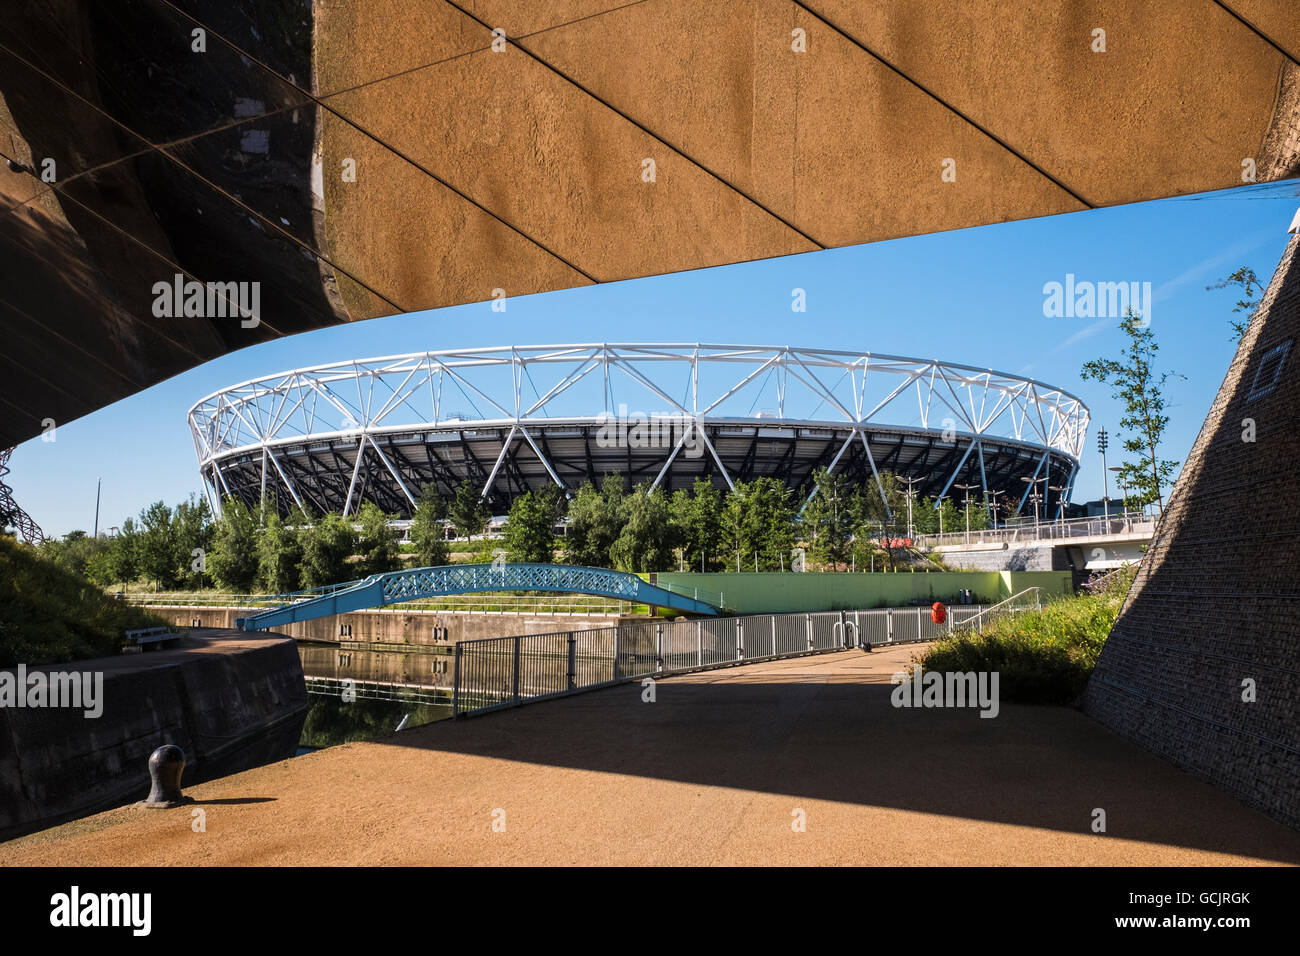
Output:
top-left (156, 0), bottom-right (598, 284)
top-left (1211, 1), bottom-right (1300, 66)
top-left (790, 1), bottom-right (1092, 209)
top-left (439, 0), bottom-right (826, 250)
top-left (0, 41), bottom-right (403, 319)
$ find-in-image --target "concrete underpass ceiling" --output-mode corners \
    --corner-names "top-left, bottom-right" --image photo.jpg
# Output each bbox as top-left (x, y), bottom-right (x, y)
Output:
top-left (1, 0), bottom-right (1298, 447)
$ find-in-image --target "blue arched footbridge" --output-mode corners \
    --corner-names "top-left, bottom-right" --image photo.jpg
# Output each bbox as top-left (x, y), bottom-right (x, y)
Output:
top-left (236, 563), bottom-right (722, 631)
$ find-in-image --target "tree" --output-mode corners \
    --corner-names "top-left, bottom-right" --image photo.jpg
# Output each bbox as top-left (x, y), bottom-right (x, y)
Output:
top-left (356, 501), bottom-right (401, 577)
top-left (208, 497), bottom-right (260, 592)
top-left (1081, 309), bottom-right (1183, 512)
top-left (298, 511), bottom-right (357, 588)
top-left (172, 494), bottom-right (213, 589)
top-left (502, 491), bottom-right (558, 563)
top-left (87, 518), bottom-right (139, 587)
top-left (610, 483), bottom-right (675, 572)
top-left (670, 478), bottom-right (723, 571)
top-left (804, 469), bottom-right (856, 570)
top-left (136, 500), bottom-right (178, 589)
top-left (448, 480), bottom-right (488, 539)
top-left (409, 489), bottom-right (449, 567)
top-left (1207, 267), bottom-right (1264, 342)
top-left (721, 477), bottom-right (795, 571)
top-left (564, 475), bottom-right (626, 567)
top-left (257, 507), bottom-right (302, 593)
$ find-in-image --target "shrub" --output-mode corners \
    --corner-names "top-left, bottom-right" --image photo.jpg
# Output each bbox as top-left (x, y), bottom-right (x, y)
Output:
top-left (919, 565), bottom-right (1135, 705)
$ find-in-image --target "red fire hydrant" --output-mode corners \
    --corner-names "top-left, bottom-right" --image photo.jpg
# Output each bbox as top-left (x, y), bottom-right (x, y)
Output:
top-left (931, 601), bottom-right (947, 625)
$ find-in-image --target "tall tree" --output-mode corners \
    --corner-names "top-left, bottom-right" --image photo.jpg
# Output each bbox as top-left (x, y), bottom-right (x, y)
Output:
top-left (564, 475), bottom-right (626, 567)
top-left (172, 494), bottom-right (213, 589)
top-left (136, 500), bottom-right (178, 589)
top-left (670, 477), bottom-right (723, 571)
top-left (298, 511), bottom-right (357, 588)
top-left (355, 501), bottom-right (401, 577)
top-left (257, 506), bottom-right (302, 593)
top-left (409, 487), bottom-right (450, 567)
top-left (208, 497), bottom-right (260, 592)
top-left (610, 483), bottom-right (675, 572)
top-left (448, 480), bottom-right (489, 540)
top-left (721, 478), bottom-right (795, 571)
top-left (502, 490), bottom-right (559, 563)
top-left (1081, 309), bottom-right (1183, 512)
top-left (804, 468), bottom-right (856, 570)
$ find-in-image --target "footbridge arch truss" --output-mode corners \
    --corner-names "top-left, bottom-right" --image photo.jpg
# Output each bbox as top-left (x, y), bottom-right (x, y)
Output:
top-left (236, 562), bottom-right (721, 631)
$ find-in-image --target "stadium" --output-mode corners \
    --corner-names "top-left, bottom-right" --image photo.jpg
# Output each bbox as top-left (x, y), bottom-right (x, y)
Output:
top-left (187, 344), bottom-right (1089, 522)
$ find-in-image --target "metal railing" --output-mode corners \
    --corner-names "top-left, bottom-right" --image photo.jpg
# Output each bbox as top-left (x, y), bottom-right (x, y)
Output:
top-left (950, 587), bottom-right (1041, 634)
top-left (453, 602), bottom-right (1002, 717)
top-left (915, 512), bottom-right (1155, 548)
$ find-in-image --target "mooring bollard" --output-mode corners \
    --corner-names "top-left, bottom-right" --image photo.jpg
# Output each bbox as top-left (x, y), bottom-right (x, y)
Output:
top-left (138, 744), bottom-right (188, 809)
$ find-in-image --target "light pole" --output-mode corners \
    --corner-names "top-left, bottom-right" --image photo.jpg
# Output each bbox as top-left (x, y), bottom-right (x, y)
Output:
top-left (954, 483), bottom-right (978, 544)
top-left (1109, 466), bottom-right (1129, 529)
top-left (984, 488), bottom-right (1004, 531)
top-left (1098, 427), bottom-right (1110, 522)
top-left (1021, 475), bottom-right (1047, 538)
top-left (899, 476), bottom-right (923, 541)
top-left (1049, 483), bottom-right (1068, 535)
top-left (93, 477), bottom-right (102, 538)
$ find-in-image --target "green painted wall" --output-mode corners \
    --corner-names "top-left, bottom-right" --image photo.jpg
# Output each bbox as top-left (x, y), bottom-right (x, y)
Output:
top-left (653, 570), bottom-right (1071, 614)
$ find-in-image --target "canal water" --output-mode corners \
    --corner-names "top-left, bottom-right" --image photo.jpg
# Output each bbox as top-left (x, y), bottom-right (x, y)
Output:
top-left (296, 642), bottom-right (454, 750)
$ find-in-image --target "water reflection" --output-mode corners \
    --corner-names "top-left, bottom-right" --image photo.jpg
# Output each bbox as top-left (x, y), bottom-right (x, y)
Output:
top-left (297, 643), bottom-right (453, 749)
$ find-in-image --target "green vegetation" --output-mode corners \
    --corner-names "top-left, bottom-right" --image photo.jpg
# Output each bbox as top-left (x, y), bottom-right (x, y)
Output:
top-left (409, 484), bottom-right (450, 567)
top-left (1081, 309), bottom-right (1183, 512)
top-left (34, 461), bottom-right (1015, 606)
top-left (299, 694), bottom-right (451, 748)
top-left (1207, 266), bottom-right (1264, 342)
top-left (0, 535), bottom-right (165, 666)
top-left (502, 486), bottom-right (563, 563)
top-left (919, 564), bottom-right (1137, 704)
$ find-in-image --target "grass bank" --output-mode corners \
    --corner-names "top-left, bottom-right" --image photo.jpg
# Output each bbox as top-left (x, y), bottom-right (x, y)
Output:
top-left (0, 535), bottom-right (165, 666)
top-left (918, 565), bottom-right (1136, 704)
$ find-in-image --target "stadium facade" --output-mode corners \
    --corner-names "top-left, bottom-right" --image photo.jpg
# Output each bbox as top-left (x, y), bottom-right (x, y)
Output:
top-left (188, 344), bottom-right (1089, 522)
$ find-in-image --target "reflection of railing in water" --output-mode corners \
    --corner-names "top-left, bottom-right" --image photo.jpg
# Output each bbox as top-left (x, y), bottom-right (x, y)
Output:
top-left (304, 676), bottom-right (450, 705)
top-left (453, 603), bottom-right (1002, 717)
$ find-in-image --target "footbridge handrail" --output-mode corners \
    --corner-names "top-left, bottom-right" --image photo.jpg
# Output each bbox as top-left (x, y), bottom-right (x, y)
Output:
top-left (236, 563), bottom-right (723, 631)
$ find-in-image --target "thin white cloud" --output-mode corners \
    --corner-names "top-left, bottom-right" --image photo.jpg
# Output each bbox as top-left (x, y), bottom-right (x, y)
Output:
top-left (1049, 316), bottom-right (1112, 354)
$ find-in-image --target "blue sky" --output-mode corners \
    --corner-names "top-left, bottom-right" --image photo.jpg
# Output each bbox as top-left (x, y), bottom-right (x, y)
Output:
top-left (11, 180), bottom-right (1300, 537)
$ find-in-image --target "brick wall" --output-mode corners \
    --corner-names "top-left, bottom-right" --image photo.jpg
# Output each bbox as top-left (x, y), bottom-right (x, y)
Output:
top-left (1083, 233), bottom-right (1300, 829)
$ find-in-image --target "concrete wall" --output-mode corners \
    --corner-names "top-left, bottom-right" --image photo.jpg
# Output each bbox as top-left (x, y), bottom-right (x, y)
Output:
top-left (932, 545), bottom-right (1060, 572)
top-left (147, 606), bottom-right (627, 647)
top-left (1084, 234), bottom-right (1300, 830)
top-left (0, 631), bottom-right (308, 841)
top-left (653, 571), bottom-right (1070, 613)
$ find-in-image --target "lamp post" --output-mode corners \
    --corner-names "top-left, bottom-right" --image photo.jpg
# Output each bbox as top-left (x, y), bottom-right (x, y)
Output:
top-left (1097, 427), bottom-right (1110, 522)
top-left (984, 488), bottom-right (1004, 532)
top-left (954, 482), bottom-right (978, 545)
top-left (1021, 475), bottom-right (1047, 538)
top-left (1048, 483), bottom-right (1068, 535)
top-left (1109, 466), bottom-right (1129, 529)
top-left (899, 475), bottom-right (923, 541)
